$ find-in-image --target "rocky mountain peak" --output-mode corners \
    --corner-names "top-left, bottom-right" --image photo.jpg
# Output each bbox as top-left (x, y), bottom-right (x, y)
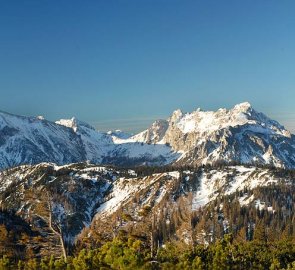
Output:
top-left (232, 101), bottom-right (252, 113)
top-left (170, 109), bottom-right (183, 123)
top-left (56, 117), bottom-right (95, 132)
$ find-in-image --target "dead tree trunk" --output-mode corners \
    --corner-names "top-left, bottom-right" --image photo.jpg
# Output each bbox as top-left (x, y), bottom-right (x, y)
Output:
top-left (150, 213), bottom-right (157, 260)
top-left (150, 231), bottom-right (154, 259)
top-left (47, 192), bottom-right (67, 260)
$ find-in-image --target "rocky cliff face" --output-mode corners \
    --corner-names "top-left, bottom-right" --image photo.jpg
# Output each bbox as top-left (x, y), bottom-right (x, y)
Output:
top-left (129, 102), bottom-right (295, 168)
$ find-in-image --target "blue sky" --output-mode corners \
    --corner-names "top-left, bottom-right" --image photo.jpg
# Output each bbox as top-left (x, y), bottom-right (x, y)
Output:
top-left (0, 1), bottom-right (294, 132)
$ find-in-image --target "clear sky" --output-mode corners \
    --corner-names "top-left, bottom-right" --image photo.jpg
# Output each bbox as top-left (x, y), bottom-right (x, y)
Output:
top-left (0, 0), bottom-right (294, 133)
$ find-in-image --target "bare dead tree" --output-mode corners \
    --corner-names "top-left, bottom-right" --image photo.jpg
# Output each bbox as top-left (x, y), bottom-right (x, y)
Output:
top-left (46, 191), bottom-right (67, 260)
top-left (150, 213), bottom-right (156, 259)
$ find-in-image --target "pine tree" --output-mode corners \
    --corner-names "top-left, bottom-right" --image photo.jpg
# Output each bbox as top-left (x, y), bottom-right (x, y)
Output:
top-left (253, 221), bottom-right (267, 243)
top-left (192, 256), bottom-right (203, 270)
top-left (269, 258), bottom-right (281, 270)
top-left (0, 255), bottom-right (10, 270)
top-left (0, 225), bottom-right (9, 256)
top-left (212, 242), bottom-right (230, 270)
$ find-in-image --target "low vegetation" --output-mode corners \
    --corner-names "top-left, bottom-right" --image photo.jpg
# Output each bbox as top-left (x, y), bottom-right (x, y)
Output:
top-left (0, 234), bottom-right (295, 269)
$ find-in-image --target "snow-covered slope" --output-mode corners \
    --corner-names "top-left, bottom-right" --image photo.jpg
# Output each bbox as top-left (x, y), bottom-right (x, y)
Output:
top-left (0, 111), bottom-right (86, 169)
top-left (56, 117), bottom-right (114, 162)
top-left (94, 165), bottom-right (291, 219)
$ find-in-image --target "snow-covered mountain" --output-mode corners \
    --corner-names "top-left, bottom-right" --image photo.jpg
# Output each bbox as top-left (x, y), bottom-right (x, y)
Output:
top-left (55, 117), bottom-right (177, 167)
top-left (127, 102), bottom-right (295, 168)
top-left (0, 111), bottom-right (177, 170)
top-left (0, 111), bottom-right (87, 169)
top-left (0, 102), bottom-right (295, 170)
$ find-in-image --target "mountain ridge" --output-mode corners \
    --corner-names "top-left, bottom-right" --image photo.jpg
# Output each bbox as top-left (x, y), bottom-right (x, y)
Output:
top-left (0, 102), bottom-right (294, 170)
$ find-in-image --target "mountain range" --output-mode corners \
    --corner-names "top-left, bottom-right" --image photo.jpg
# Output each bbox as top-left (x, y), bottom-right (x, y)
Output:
top-left (0, 102), bottom-right (295, 260)
top-left (0, 102), bottom-right (294, 170)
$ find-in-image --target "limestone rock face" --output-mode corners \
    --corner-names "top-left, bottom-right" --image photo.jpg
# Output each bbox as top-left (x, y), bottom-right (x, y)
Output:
top-left (130, 102), bottom-right (295, 168)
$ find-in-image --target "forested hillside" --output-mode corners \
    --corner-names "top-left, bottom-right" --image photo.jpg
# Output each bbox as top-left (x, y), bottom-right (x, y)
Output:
top-left (0, 163), bottom-right (294, 269)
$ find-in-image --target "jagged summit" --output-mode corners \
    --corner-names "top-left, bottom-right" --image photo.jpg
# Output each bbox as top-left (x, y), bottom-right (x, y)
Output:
top-left (129, 102), bottom-right (295, 168)
top-left (233, 101), bottom-right (252, 111)
top-left (163, 102), bottom-right (286, 136)
top-left (130, 102), bottom-right (281, 141)
top-left (56, 117), bottom-right (95, 131)
top-left (170, 108), bottom-right (183, 122)
top-left (169, 102), bottom-right (275, 135)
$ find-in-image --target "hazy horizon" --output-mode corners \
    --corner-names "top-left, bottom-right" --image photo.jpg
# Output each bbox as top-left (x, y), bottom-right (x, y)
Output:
top-left (0, 1), bottom-right (294, 132)
top-left (2, 102), bottom-right (294, 134)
